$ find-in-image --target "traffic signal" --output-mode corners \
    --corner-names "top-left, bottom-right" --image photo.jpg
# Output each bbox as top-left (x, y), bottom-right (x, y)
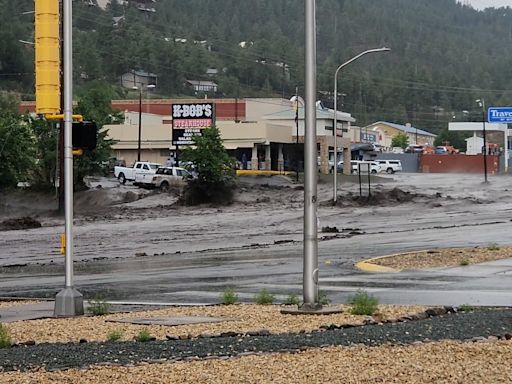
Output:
top-left (72, 121), bottom-right (97, 150)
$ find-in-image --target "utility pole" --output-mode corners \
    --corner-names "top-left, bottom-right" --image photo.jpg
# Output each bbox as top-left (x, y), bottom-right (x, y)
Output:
top-left (476, 99), bottom-right (488, 184)
top-left (295, 86), bottom-right (300, 182)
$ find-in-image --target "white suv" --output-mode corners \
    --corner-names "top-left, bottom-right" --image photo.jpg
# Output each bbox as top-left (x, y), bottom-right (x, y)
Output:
top-left (376, 160), bottom-right (402, 174)
top-left (352, 161), bottom-right (381, 174)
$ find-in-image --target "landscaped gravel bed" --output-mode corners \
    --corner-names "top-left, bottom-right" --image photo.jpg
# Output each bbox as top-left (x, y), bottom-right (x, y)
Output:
top-left (2, 341), bottom-right (511, 383)
top-left (371, 245), bottom-right (512, 270)
top-left (0, 308), bottom-right (511, 373)
top-left (6, 304), bottom-right (426, 344)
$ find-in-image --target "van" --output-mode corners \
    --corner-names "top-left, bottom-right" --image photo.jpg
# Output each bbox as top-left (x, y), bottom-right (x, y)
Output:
top-left (376, 160), bottom-right (403, 174)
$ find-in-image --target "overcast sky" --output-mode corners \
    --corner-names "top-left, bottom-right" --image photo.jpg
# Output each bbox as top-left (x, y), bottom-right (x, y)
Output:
top-left (465, 0), bottom-right (512, 9)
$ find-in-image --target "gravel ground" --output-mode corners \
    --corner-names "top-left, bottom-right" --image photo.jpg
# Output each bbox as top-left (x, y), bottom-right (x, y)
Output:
top-left (371, 245), bottom-right (512, 270)
top-left (1, 341), bottom-right (511, 383)
top-left (6, 304), bottom-right (426, 343)
top-left (1, 308), bottom-right (511, 374)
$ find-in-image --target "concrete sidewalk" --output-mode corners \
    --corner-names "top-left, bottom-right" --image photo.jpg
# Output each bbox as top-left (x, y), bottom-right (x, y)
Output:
top-left (0, 301), bottom-right (54, 323)
top-left (0, 301), bottom-right (215, 323)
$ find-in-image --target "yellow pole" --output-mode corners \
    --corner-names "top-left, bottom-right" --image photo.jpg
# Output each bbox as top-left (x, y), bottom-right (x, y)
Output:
top-left (35, 0), bottom-right (61, 114)
top-left (60, 234), bottom-right (65, 256)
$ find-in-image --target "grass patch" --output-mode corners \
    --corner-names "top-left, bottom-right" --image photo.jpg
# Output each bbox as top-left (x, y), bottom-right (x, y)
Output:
top-left (87, 294), bottom-right (110, 316)
top-left (107, 330), bottom-right (124, 342)
top-left (0, 324), bottom-right (11, 349)
top-left (135, 330), bottom-right (153, 342)
top-left (283, 293), bottom-right (300, 305)
top-left (348, 290), bottom-right (379, 316)
top-left (220, 288), bottom-right (238, 305)
top-left (254, 289), bottom-right (274, 305)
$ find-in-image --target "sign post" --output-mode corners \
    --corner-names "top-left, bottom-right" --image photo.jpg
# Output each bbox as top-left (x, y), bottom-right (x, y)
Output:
top-left (488, 107), bottom-right (511, 173)
top-left (171, 103), bottom-right (215, 147)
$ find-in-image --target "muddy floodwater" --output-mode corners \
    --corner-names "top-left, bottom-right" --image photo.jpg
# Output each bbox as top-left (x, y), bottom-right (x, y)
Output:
top-left (0, 173), bottom-right (511, 304)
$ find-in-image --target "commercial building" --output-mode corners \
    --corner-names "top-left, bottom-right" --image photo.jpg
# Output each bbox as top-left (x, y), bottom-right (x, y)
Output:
top-left (361, 121), bottom-right (436, 150)
top-left (18, 97), bottom-right (355, 174)
top-left (103, 98), bottom-right (354, 173)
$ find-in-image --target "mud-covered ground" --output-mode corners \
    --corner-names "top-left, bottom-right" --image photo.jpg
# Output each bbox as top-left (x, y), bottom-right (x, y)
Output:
top-left (0, 172), bottom-right (511, 302)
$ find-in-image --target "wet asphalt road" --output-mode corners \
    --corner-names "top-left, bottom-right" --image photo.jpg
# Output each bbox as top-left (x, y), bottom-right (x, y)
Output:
top-left (1, 173), bottom-right (512, 305)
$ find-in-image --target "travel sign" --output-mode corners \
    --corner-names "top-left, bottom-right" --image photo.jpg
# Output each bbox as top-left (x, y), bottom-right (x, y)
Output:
top-left (171, 103), bottom-right (215, 145)
top-left (488, 107), bottom-right (512, 123)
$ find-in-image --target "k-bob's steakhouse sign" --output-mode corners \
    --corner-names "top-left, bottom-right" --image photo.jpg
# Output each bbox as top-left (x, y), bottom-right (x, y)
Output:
top-left (172, 103), bottom-right (214, 145)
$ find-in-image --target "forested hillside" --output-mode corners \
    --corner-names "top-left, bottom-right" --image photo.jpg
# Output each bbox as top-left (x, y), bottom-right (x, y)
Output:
top-left (3, 0), bottom-right (512, 132)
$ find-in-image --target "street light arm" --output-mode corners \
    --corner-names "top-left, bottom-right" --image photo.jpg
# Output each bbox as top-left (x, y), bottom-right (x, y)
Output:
top-left (334, 47), bottom-right (391, 78)
top-left (332, 47), bottom-right (390, 203)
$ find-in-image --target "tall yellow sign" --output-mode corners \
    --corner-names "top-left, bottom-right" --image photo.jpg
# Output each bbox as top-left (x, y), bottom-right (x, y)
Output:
top-left (35, 0), bottom-right (60, 114)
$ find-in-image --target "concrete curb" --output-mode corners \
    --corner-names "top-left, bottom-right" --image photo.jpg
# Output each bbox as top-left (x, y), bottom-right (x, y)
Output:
top-left (354, 251), bottom-right (427, 273)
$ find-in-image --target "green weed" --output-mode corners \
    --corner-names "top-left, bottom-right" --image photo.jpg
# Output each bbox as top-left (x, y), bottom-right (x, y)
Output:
top-left (254, 289), bottom-right (274, 305)
top-left (319, 290), bottom-right (331, 305)
top-left (87, 294), bottom-right (110, 316)
top-left (221, 288), bottom-right (238, 305)
top-left (107, 330), bottom-right (124, 342)
top-left (348, 290), bottom-right (379, 316)
top-left (135, 329), bottom-right (153, 342)
top-left (0, 324), bottom-right (11, 349)
top-left (283, 294), bottom-right (300, 305)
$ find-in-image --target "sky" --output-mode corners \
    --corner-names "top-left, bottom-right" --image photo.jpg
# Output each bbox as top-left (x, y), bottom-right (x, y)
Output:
top-left (464, 0), bottom-right (512, 9)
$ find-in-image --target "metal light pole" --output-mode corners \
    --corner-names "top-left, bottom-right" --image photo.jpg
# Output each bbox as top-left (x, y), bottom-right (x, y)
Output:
top-left (281, 0), bottom-right (341, 316)
top-left (302, 0), bottom-right (319, 310)
top-left (54, 0), bottom-right (83, 317)
top-left (476, 99), bottom-right (488, 183)
top-left (133, 84), bottom-right (155, 162)
top-left (333, 47), bottom-right (390, 203)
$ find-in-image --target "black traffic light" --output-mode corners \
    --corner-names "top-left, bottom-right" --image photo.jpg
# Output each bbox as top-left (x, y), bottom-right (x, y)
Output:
top-left (72, 121), bottom-right (98, 150)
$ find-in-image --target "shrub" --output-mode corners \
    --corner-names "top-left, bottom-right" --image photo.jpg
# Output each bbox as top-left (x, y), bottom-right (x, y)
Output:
top-left (221, 288), bottom-right (238, 305)
top-left (136, 329), bottom-right (153, 342)
top-left (319, 290), bottom-right (331, 306)
top-left (0, 324), bottom-right (11, 349)
top-left (283, 293), bottom-right (300, 305)
top-left (87, 294), bottom-right (110, 316)
top-left (349, 290), bottom-right (379, 316)
top-left (107, 330), bottom-right (124, 342)
top-left (180, 127), bottom-right (237, 205)
top-left (487, 243), bottom-right (500, 251)
top-left (459, 259), bottom-right (470, 266)
top-left (255, 289), bottom-right (274, 305)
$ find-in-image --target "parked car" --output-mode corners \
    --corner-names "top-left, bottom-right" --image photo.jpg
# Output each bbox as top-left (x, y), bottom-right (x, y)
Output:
top-left (337, 160), bottom-right (381, 174)
top-left (375, 159), bottom-right (403, 174)
top-left (114, 161), bottom-right (161, 184)
top-left (353, 161), bottom-right (381, 174)
top-left (405, 145), bottom-right (424, 153)
top-left (150, 166), bottom-right (191, 191)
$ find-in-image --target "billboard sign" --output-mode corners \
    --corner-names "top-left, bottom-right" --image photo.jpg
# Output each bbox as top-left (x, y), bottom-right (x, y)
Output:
top-left (172, 103), bottom-right (214, 145)
top-left (488, 107), bottom-right (512, 123)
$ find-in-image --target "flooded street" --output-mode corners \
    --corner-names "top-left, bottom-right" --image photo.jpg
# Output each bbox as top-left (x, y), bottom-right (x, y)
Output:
top-left (1, 173), bottom-right (511, 304)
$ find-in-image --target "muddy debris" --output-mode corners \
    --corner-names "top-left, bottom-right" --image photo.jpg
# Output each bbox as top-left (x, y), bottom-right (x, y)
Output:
top-left (0, 217), bottom-right (42, 231)
top-left (335, 187), bottom-right (428, 207)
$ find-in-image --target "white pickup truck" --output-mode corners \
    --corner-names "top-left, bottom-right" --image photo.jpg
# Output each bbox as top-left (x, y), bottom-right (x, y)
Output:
top-left (114, 161), bottom-right (161, 185)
